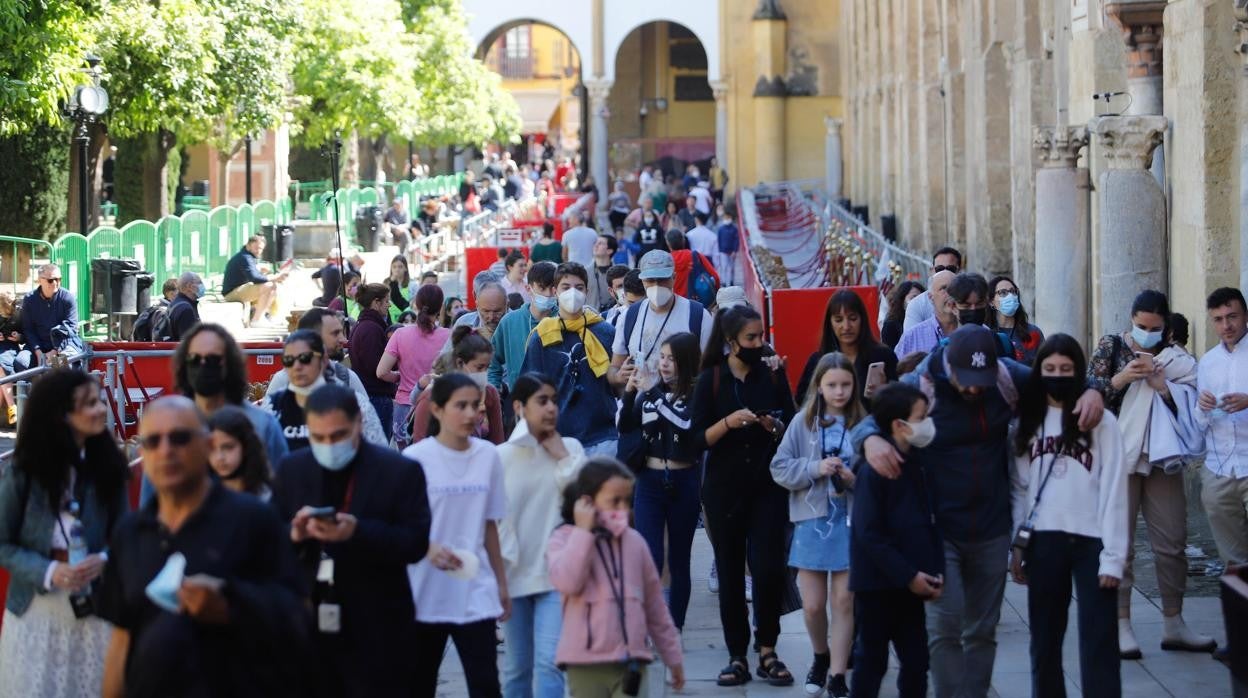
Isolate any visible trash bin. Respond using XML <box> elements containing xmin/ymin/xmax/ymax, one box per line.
<box><xmin>355</xmin><ymin>205</ymin><xmax>383</xmax><ymax>252</ymax></box>
<box><xmin>90</xmin><ymin>258</ymin><xmax>142</xmax><ymax>315</ymax></box>
<box><xmin>261</xmin><ymin>224</ymin><xmax>295</xmax><ymax>265</ymax></box>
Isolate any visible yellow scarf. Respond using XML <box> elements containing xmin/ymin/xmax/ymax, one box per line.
<box><xmin>535</xmin><ymin>309</ymin><xmax>610</xmax><ymax>377</ymax></box>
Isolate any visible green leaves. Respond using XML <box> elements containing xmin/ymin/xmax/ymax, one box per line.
<box><xmin>0</xmin><ymin>0</ymin><xmax>96</xmax><ymax>136</ymax></box>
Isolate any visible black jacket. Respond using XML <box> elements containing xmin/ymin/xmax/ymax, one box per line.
<box><xmin>850</xmin><ymin>445</ymin><xmax>944</xmax><ymax>592</ymax></box>
<box><xmin>166</xmin><ymin>292</ymin><xmax>200</xmax><ymax>342</ymax></box>
<box><xmin>273</xmin><ymin>442</ymin><xmax>431</xmax><ymax>696</ymax></box>
<box><xmin>795</xmin><ymin>342</ymin><xmax>898</xmax><ymax>407</ymax></box>
<box><xmin>619</xmin><ymin>385</ymin><xmax>700</xmax><ymax>465</ymax></box>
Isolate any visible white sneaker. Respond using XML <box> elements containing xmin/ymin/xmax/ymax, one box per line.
<box><xmin>1161</xmin><ymin>614</ymin><xmax>1218</xmax><ymax>652</ymax></box>
<box><xmin>1119</xmin><ymin>618</ymin><xmax>1142</xmax><ymax>660</ymax></box>
<box><xmin>708</xmin><ymin>561</ymin><xmax>719</xmax><ymax>594</ymax></box>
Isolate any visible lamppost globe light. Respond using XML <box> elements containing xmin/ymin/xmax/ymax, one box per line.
<box><xmin>76</xmin><ymin>85</ymin><xmax>108</xmax><ymax>116</ymax></box>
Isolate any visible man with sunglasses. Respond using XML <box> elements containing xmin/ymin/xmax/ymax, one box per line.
<box><xmin>18</xmin><ymin>264</ymin><xmax>82</xmax><ymax>371</ymax></box>
<box><xmin>902</xmin><ymin>247</ymin><xmax>963</xmax><ymax>333</ymax></box>
<box><xmin>99</xmin><ymin>397</ymin><xmax>310</xmax><ymax>698</ymax></box>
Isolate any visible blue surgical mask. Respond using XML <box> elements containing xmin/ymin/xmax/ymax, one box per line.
<box><xmin>144</xmin><ymin>552</ymin><xmax>186</xmax><ymax>614</ymax></box>
<box><xmin>195</xmin><ymin>282</ymin><xmax>206</xmax><ymax>298</ymax></box>
<box><xmin>311</xmin><ymin>438</ymin><xmax>357</xmax><ymax>471</ymax></box>
<box><xmin>998</xmin><ymin>293</ymin><xmax>1020</xmax><ymax>317</ymax></box>
<box><xmin>532</xmin><ymin>294</ymin><xmax>558</xmax><ymax>313</ymax></box>
<box><xmin>1131</xmin><ymin>325</ymin><xmax>1164</xmax><ymax>349</ymax></box>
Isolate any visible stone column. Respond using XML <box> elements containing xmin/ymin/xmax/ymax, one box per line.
<box><xmin>825</xmin><ymin>116</ymin><xmax>843</xmax><ymax>199</ymax></box>
<box><xmin>712</xmin><ymin>81</ymin><xmax>729</xmax><ymax>177</ymax></box>
<box><xmin>1237</xmin><ymin>10</ymin><xmax>1248</xmax><ymax>292</ymax></box>
<box><xmin>1107</xmin><ymin>1</ymin><xmax>1166</xmax><ymax>188</ymax></box>
<box><xmin>585</xmin><ymin>80</ymin><xmax>612</xmax><ymax>211</ymax></box>
<box><xmin>1033</xmin><ymin>126</ymin><xmax>1091</xmax><ymax>344</ymax></box>
<box><xmin>1090</xmin><ymin>115</ymin><xmax>1168</xmax><ymax>337</ymax></box>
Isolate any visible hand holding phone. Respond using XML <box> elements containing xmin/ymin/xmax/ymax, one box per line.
<box><xmin>864</xmin><ymin>361</ymin><xmax>886</xmax><ymax>397</ymax></box>
<box><xmin>307</xmin><ymin>506</ymin><xmax>337</xmax><ymax>521</ymax></box>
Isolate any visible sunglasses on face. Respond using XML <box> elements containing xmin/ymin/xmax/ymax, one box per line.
<box><xmin>933</xmin><ymin>265</ymin><xmax>960</xmax><ymax>274</ymax></box>
<box><xmin>40</xmin><ymin>277</ymin><xmax>62</xmax><ymax>284</ymax></box>
<box><xmin>281</xmin><ymin>351</ymin><xmax>321</xmax><ymax>367</ymax></box>
<box><xmin>187</xmin><ymin>353</ymin><xmax>224</xmax><ymax>368</ymax></box>
<box><xmin>139</xmin><ymin>428</ymin><xmax>199</xmax><ymax>450</ymax></box>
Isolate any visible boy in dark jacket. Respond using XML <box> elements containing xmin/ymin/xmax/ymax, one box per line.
<box><xmin>850</xmin><ymin>383</ymin><xmax>944</xmax><ymax>698</ymax></box>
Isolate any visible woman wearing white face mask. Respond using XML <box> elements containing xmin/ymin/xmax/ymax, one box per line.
<box><xmin>260</xmin><ymin>330</ymin><xmax>388</xmax><ymax>452</ymax></box>
<box><xmin>986</xmin><ymin>275</ymin><xmax>1045</xmax><ymax>364</ymax></box>
<box><xmin>771</xmin><ymin>353</ymin><xmax>864</xmax><ymax>697</ymax></box>
<box><xmin>409</xmin><ymin>326</ymin><xmax>505</xmax><ymax>445</ymax></box>
<box><xmin>1086</xmin><ymin>289</ymin><xmax>1214</xmax><ymax>658</ymax></box>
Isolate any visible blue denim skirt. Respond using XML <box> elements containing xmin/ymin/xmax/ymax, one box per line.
<box><xmin>788</xmin><ymin>496</ymin><xmax>850</xmax><ymax>572</ymax></box>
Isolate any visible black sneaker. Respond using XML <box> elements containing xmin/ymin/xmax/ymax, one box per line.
<box><xmin>804</xmin><ymin>653</ymin><xmax>831</xmax><ymax>696</ymax></box>
<box><xmin>827</xmin><ymin>673</ymin><xmax>849</xmax><ymax>698</ymax></box>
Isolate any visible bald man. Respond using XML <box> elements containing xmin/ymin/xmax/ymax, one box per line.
<box><xmin>164</xmin><ymin>272</ymin><xmax>204</xmax><ymax>342</ymax></box>
<box><xmin>99</xmin><ymin>397</ymin><xmax>310</xmax><ymax>698</ymax></box>
<box><xmin>894</xmin><ymin>269</ymin><xmax>958</xmax><ymax>359</ymax></box>
<box><xmin>445</xmin><ymin>282</ymin><xmax>508</xmax><ymax>352</ymax></box>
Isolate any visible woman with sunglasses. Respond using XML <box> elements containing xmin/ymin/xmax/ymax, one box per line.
<box><xmin>986</xmin><ymin>276</ymin><xmax>1045</xmax><ymax>364</ymax></box>
<box><xmin>0</xmin><ymin>369</ymin><xmax>130</xmax><ymax>695</ymax></box>
<box><xmin>260</xmin><ymin>330</ymin><xmax>387</xmax><ymax>452</ymax></box>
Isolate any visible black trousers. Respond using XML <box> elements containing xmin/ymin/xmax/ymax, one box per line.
<box><xmin>1024</xmin><ymin>531</ymin><xmax>1120</xmax><ymax>698</ymax></box>
<box><xmin>413</xmin><ymin>619</ymin><xmax>501</xmax><ymax>698</ymax></box>
<box><xmin>850</xmin><ymin>589</ymin><xmax>928</xmax><ymax>698</ymax></box>
<box><xmin>702</xmin><ymin>479</ymin><xmax>788</xmax><ymax>657</ymax></box>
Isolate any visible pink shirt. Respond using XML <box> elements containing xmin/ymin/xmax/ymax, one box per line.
<box><xmin>383</xmin><ymin>325</ymin><xmax>451</xmax><ymax>405</ymax></box>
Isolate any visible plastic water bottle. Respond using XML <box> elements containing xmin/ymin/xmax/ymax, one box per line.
<box><xmin>66</xmin><ymin>501</ymin><xmax>87</xmax><ymax>568</ymax></box>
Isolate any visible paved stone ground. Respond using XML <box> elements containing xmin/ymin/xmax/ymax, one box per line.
<box><xmin>434</xmin><ymin>533</ymin><xmax>1232</xmax><ymax>697</ymax></box>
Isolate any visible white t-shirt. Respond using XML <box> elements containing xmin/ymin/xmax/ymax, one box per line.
<box><xmin>690</xmin><ymin>186</ymin><xmax>713</xmax><ymax>214</ymax></box>
<box><xmin>687</xmin><ymin>225</ymin><xmax>718</xmax><ymax>258</ymax></box>
<box><xmin>403</xmin><ymin>437</ymin><xmax>507</xmax><ymax>623</ymax></box>
<box><xmin>562</xmin><ymin>226</ymin><xmax>599</xmax><ymax>267</ymax></box>
<box><xmin>612</xmin><ymin>295</ymin><xmax>714</xmax><ymax>387</ymax></box>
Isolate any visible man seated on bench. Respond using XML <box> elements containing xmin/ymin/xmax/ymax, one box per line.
<box><xmin>222</xmin><ymin>234</ymin><xmax>289</xmax><ymax>326</ymax></box>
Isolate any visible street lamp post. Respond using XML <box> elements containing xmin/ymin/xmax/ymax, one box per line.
<box><xmin>244</xmin><ymin>135</ymin><xmax>253</xmax><ymax>204</ymax></box>
<box><xmin>64</xmin><ymin>55</ymin><xmax>108</xmax><ymax>235</ymax></box>
<box><xmin>321</xmin><ymin>134</ymin><xmax>348</xmax><ymax>310</ymax></box>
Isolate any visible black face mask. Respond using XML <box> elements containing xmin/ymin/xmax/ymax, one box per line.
<box><xmin>1042</xmin><ymin>376</ymin><xmax>1082</xmax><ymax>403</ymax></box>
<box><xmin>958</xmin><ymin>308</ymin><xmax>988</xmax><ymax>327</ymax></box>
<box><xmin>735</xmin><ymin>345</ymin><xmax>765</xmax><ymax>366</ymax></box>
<box><xmin>188</xmin><ymin>362</ymin><xmax>225</xmax><ymax>397</ymax></box>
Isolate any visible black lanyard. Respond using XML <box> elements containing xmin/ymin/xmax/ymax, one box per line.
<box><xmin>637</xmin><ymin>302</ymin><xmax>673</xmax><ymax>364</ymax></box>
<box><xmin>820</xmin><ymin>418</ymin><xmax>848</xmax><ymax>459</ymax></box>
<box><xmin>1026</xmin><ymin>422</ymin><xmax>1059</xmax><ymax>525</ymax></box>
<box><xmin>593</xmin><ymin>537</ymin><xmax>630</xmax><ymax>645</ymax></box>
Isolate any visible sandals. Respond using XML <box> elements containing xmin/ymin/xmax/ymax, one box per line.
<box><xmin>757</xmin><ymin>651</ymin><xmax>795</xmax><ymax>686</ymax></box>
<box><xmin>717</xmin><ymin>656</ymin><xmax>752</xmax><ymax>686</ymax></box>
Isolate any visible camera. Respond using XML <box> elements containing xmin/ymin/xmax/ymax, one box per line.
<box><xmin>1011</xmin><ymin>524</ymin><xmax>1033</xmax><ymax>551</ymax></box>
<box><xmin>621</xmin><ymin>660</ymin><xmax>643</xmax><ymax>697</ymax></box>
<box><xmin>830</xmin><ymin>471</ymin><xmax>845</xmax><ymax>494</ymax></box>
<box><xmin>70</xmin><ymin>590</ymin><xmax>95</xmax><ymax>619</ymax></box>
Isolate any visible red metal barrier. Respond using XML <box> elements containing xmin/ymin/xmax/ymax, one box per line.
<box><xmin>768</xmin><ymin>286</ymin><xmax>880</xmax><ymax>395</ymax></box>
<box><xmin>463</xmin><ymin>246</ymin><xmax>531</xmax><ymax>310</ymax></box>
<box><xmin>87</xmin><ymin>341</ymin><xmax>284</xmax><ymax>398</ymax></box>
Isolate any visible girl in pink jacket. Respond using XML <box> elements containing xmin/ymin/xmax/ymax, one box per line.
<box><xmin>546</xmin><ymin>457</ymin><xmax>686</xmax><ymax>695</ymax></box>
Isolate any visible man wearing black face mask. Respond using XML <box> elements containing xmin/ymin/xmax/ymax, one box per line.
<box><xmin>948</xmin><ymin>272</ymin><xmax>1016</xmax><ymax>358</ymax></box>
<box><xmin>851</xmin><ymin>326</ymin><xmax>1106</xmax><ymax>698</ymax></box>
<box><xmin>264</xmin><ymin>309</ymin><xmax>367</xmax><ymax>400</ymax></box>
<box><xmin>143</xmin><ymin>326</ymin><xmax>290</xmax><ymax>502</ymax></box>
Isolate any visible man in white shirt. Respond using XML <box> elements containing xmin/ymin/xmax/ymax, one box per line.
<box><xmin>608</xmin><ymin>250</ymin><xmax>714</xmax><ymax>391</ymax></box>
<box><xmin>1196</xmin><ymin>287</ymin><xmax>1248</xmax><ymax>569</ymax></box>
<box><xmin>638</xmin><ymin>164</ymin><xmax>654</xmax><ymax>193</ymax></box>
<box><xmin>689</xmin><ymin>181</ymin><xmax>714</xmax><ymax>216</ymax></box>
<box><xmin>685</xmin><ymin>211</ymin><xmax>718</xmax><ymax>259</ymax></box>
<box><xmin>903</xmin><ymin>246</ymin><xmax>963</xmax><ymax>331</ymax></box>
<box><xmin>561</xmin><ymin>212</ymin><xmax>598</xmax><ymax>267</ymax></box>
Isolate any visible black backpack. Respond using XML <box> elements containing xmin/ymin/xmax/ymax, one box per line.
<box><xmin>131</xmin><ymin>303</ymin><xmax>169</xmax><ymax>342</ymax></box>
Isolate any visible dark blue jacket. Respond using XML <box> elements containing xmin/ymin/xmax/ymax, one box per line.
<box><xmin>222</xmin><ymin>248</ymin><xmax>267</xmax><ymax>296</ymax></box>
<box><xmin>21</xmin><ymin>287</ymin><xmax>81</xmax><ymax>353</ymax></box>
<box><xmin>520</xmin><ymin>318</ymin><xmax>617</xmax><ymax>448</ymax></box>
<box><xmin>850</xmin><ymin>447</ymin><xmax>944</xmax><ymax>592</ymax></box>
<box><xmin>165</xmin><ymin>292</ymin><xmax>199</xmax><ymax>341</ymax></box>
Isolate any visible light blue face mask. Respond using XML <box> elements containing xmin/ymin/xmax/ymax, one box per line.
<box><xmin>532</xmin><ymin>294</ymin><xmax>558</xmax><ymax>313</ymax></box>
<box><xmin>998</xmin><ymin>293</ymin><xmax>1020</xmax><ymax>317</ymax></box>
<box><xmin>145</xmin><ymin>552</ymin><xmax>186</xmax><ymax>613</ymax></box>
<box><xmin>195</xmin><ymin>282</ymin><xmax>206</xmax><ymax>299</ymax></box>
<box><xmin>311</xmin><ymin>438</ymin><xmax>357</xmax><ymax>471</ymax></box>
<box><xmin>1131</xmin><ymin>325</ymin><xmax>1164</xmax><ymax>349</ymax></box>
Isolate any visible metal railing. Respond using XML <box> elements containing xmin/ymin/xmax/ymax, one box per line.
<box><xmin>823</xmin><ymin>201</ymin><xmax>929</xmax><ymax>281</ymax></box>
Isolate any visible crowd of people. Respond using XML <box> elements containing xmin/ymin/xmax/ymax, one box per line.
<box><xmin>0</xmin><ymin>151</ymin><xmax>1243</xmax><ymax>698</ymax></box>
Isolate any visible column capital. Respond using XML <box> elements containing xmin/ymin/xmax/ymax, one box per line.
<box><xmin>583</xmin><ymin>80</ymin><xmax>612</xmax><ymax>103</ymax></box>
<box><xmin>1032</xmin><ymin>126</ymin><xmax>1088</xmax><ymax>168</ymax></box>
<box><xmin>1105</xmin><ymin>1</ymin><xmax>1166</xmax><ymax>77</ymax></box>
<box><xmin>825</xmin><ymin>116</ymin><xmax>843</xmax><ymax>136</ymax></box>
<box><xmin>1089</xmin><ymin>115</ymin><xmax>1167</xmax><ymax>170</ymax></box>
<box><xmin>710</xmin><ymin>80</ymin><xmax>729</xmax><ymax>101</ymax></box>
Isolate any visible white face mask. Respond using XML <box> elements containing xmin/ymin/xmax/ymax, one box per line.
<box><xmin>288</xmin><ymin>374</ymin><xmax>327</xmax><ymax>397</ymax></box>
<box><xmin>904</xmin><ymin>417</ymin><xmax>937</xmax><ymax>448</ymax></box>
<box><xmin>646</xmin><ymin>285</ymin><xmax>673</xmax><ymax>308</ymax></box>
<box><xmin>615</xmin><ymin>288</ymin><xmax>627</xmax><ymax>305</ymax></box>
<box><xmin>558</xmin><ymin>288</ymin><xmax>586</xmax><ymax>314</ymax></box>
<box><xmin>467</xmin><ymin>370</ymin><xmax>488</xmax><ymax>389</ymax></box>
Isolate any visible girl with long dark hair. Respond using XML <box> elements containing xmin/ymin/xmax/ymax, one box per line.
<box><xmin>0</xmin><ymin>369</ymin><xmax>129</xmax><ymax>694</ymax></box>
<box><xmin>409</xmin><ymin>325</ymin><xmax>505</xmax><ymax>445</ymax></box>
<box><xmin>1010</xmin><ymin>334</ymin><xmax>1127</xmax><ymax>698</ymax></box>
<box><xmin>207</xmin><ymin>405</ymin><xmax>272</xmax><ymax>499</ymax></box>
<box><xmin>881</xmin><ymin>281</ymin><xmax>925</xmax><ymax>351</ymax></box>
<box><xmin>796</xmin><ymin>290</ymin><xmax>898</xmax><ymax>405</ymax></box>
<box><xmin>986</xmin><ymin>275</ymin><xmax>1044</xmax><ymax>363</ymax></box>
<box><xmin>377</xmin><ymin>283</ymin><xmax>450</xmax><ymax>448</ymax></box>
<box><xmin>692</xmin><ymin>305</ymin><xmax>797</xmax><ymax>686</ymax></box>
<box><xmin>384</xmin><ymin>254</ymin><xmax>412</xmax><ymax>324</ymax></box>
<box><xmin>619</xmin><ymin>331</ymin><xmax>703</xmax><ymax>632</ymax></box>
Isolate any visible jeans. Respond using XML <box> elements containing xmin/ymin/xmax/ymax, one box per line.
<box><xmin>368</xmin><ymin>395</ymin><xmax>395</xmax><ymax>443</ymax></box>
<box><xmin>501</xmin><ymin>591</ymin><xmax>564</xmax><ymax>698</ymax></box>
<box><xmin>926</xmin><ymin>534</ymin><xmax>1009</xmax><ymax>698</ymax></box>
<box><xmin>852</xmin><ymin>589</ymin><xmax>928</xmax><ymax>698</ymax></box>
<box><xmin>1024</xmin><ymin>532</ymin><xmax>1119</xmax><ymax>698</ymax></box>
<box><xmin>633</xmin><ymin>466</ymin><xmax>701</xmax><ymax>629</ymax></box>
<box><xmin>582</xmin><ymin>439</ymin><xmax>619</xmax><ymax>458</ymax></box>
<box><xmin>413</xmin><ymin>619</ymin><xmax>501</xmax><ymax>697</ymax></box>
<box><xmin>393</xmin><ymin>402</ymin><xmax>413</xmax><ymax>449</ymax></box>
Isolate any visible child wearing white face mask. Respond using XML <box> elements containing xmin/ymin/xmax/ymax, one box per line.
<box><xmin>849</xmin><ymin>382</ymin><xmax>944</xmax><ymax>698</ymax></box>
<box><xmin>408</xmin><ymin>325</ymin><xmax>505</xmax><ymax>445</ymax></box>
<box><xmin>771</xmin><ymin>353</ymin><xmax>864</xmax><ymax>697</ymax></box>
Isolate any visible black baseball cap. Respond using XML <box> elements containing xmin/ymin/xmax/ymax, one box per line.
<box><xmin>946</xmin><ymin>325</ymin><xmax>999</xmax><ymax>387</ymax></box>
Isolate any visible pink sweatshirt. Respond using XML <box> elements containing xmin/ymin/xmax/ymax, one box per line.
<box><xmin>546</xmin><ymin>525</ymin><xmax>683</xmax><ymax>668</ymax></box>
